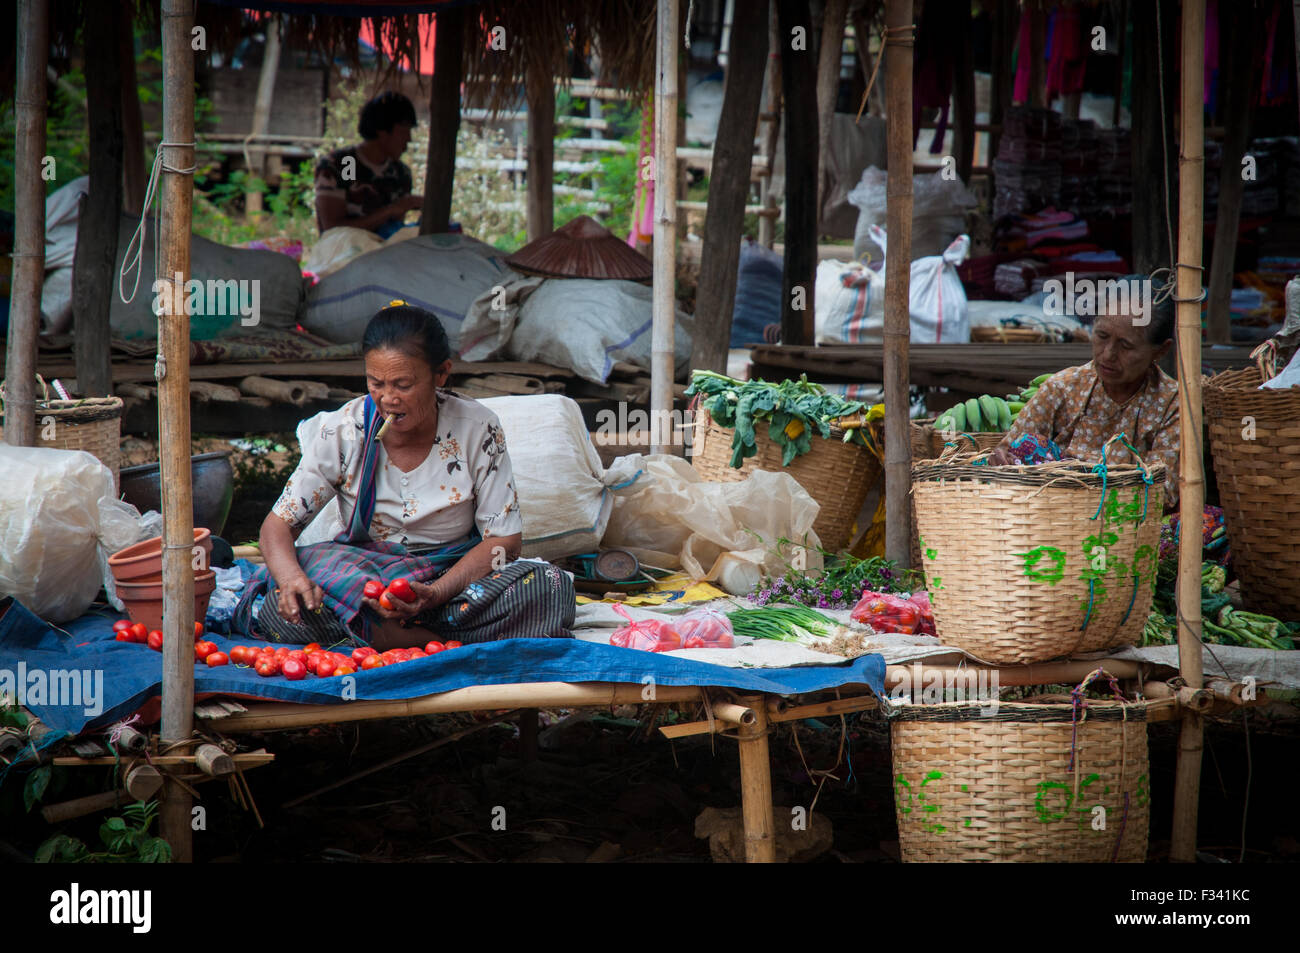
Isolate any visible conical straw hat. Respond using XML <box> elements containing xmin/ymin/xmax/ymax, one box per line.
<box><xmin>505</xmin><ymin>215</ymin><xmax>652</xmax><ymax>281</ymax></box>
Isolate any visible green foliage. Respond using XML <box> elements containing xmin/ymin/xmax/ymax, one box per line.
<box><xmin>36</xmin><ymin>800</ymin><xmax>172</xmax><ymax>864</ymax></box>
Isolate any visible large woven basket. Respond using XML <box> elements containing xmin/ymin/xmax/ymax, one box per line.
<box><xmin>907</xmin><ymin>421</ymin><xmax>1006</xmax><ymax>568</ymax></box>
<box><xmin>1203</xmin><ymin>365</ymin><xmax>1300</xmax><ymax>617</ymax></box>
<box><xmin>692</xmin><ymin>406</ymin><xmax>878</xmax><ymax>553</ymax></box>
<box><xmin>892</xmin><ymin>684</ymin><xmax>1149</xmax><ymax>862</ymax></box>
<box><xmin>911</xmin><ymin>448</ymin><xmax>1164</xmax><ymax>664</ymax></box>
<box><xmin>0</xmin><ymin>385</ymin><xmax>124</xmax><ymax>491</ymax></box>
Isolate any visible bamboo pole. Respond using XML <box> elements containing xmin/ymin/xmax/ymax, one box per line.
<box><xmin>1170</xmin><ymin>0</ymin><xmax>1207</xmax><ymax>866</ymax></box>
<box><xmin>4</xmin><ymin>0</ymin><xmax>49</xmax><ymax>449</ymax></box>
<box><xmin>882</xmin><ymin>0</ymin><xmax>914</xmax><ymax>566</ymax></box>
<box><xmin>1140</xmin><ymin>679</ymin><xmax>1213</xmax><ymax>712</ymax></box>
<box><xmin>119</xmin><ymin>6</ymin><xmax>147</xmax><ymax>215</ymax></box>
<box><xmin>736</xmin><ymin>694</ymin><xmax>776</xmax><ymax>862</ymax></box>
<box><xmin>422</xmin><ymin>5</ymin><xmax>464</xmax><ymax>234</ymax></box>
<box><xmin>212</xmin><ymin>682</ymin><xmax>707</xmax><ymax>733</ymax></box>
<box><xmin>815</xmin><ymin>0</ymin><xmax>849</xmax><ymax>215</ymax></box>
<box><xmin>244</xmin><ymin>14</ymin><xmax>281</xmax><ymax>218</ymax></box>
<box><xmin>157</xmin><ymin>0</ymin><xmax>198</xmax><ymax>865</ymax></box>
<box><xmin>525</xmin><ymin>64</ymin><xmax>555</xmax><ymax>241</ymax></box>
<box><xmin>650</xmin><ymin>0</ymin><xmax>680</xmax><ymax>455</ymax></box>
<box><xmin>884</xmin><ymin>658</ymin><xmax>1143</xmax><ymax>688</ymax></box>
<box><xmin>776</xmin><ymin>0</ymin><xmax>819</xmax><ymax>345</ymax></box>
<box><xmin>758</xmin><ymin>3</ymin><xmax>783</xmax><ymax>248</ymax></box>
<box><xmin>41</xmin><ymin>790</ymin><xmax>125</xmax><ymax>825</ymax></box>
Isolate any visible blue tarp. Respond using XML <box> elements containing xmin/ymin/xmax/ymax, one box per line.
<box><xmin>0</xmin><ymin>598</ymin><xmax>885</xmax><ymax>735</ymax></box>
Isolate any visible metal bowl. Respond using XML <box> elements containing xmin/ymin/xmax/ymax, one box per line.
<box><xmin>119</xmin><ymin>451</ymin><xmax>235</xmax><ymax>536</ymax></box>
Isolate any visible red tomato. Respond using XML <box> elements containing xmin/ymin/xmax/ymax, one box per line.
<box><xmin>333</xmin><ymin>663</ymin><xmax>356</xmax><ymax>676</ymax></box>
<box><xmin>444</xmin><ymin>640</ymin><xmax>463</xmax><ymax>649</ymax></box>
<box><xmin>256</xmin><ymin>654</ymin><xmax>281</xmax><ymax>675</ymax></box>
<box><xmin>361</xmin><ymin>654</ymin><xmax>385</xmax><ymax>670</ymax></box>
<box><xmin>303</xmin><ymin>642</ymin><xmax>321</xmax><ymax>655</ymax></box>
<box><xmin>282</xmin><ymin>658</ymin><xmax>306</xmax><ymax>680</ymax></box>
<box><xmin>147</xmin><ymin>630</ymin><xmax>164</xmax><ymax>651</ymax></box>
<box><xmin>255</xmin><ymin>658</ymin><xmax>277</xmax><ymax>678</ymax></box>
<box><xmin>363</xmin><ymin>580</ymin><xmax>385</xmax><ymax>600</ymax></box>
<box><xmin>287</xmin><ymin>649</ymin><xmax>306</xmax><ymax>664</ymax></box>
<box><xmin>351</xmin><ymin>646</ymin><xmax>378</xmax><ymax>665</ymax></box>
<box><xmin>275</xmin><ymin>646</ymin><xmax>291</xmax><ymax>658</ymax></box>
<box><xmin>205</xmin><ymin>652</ymin><xmax>229</xmax><ymax>667</ymax></box>
<box><xmin>112</xmin><ymin>619</ymin><xmax>132</xmax><ymax>633</ymax></box>
<box><xmin>378</xmin><ymin>591</ymin><xmax>396</xmax><ymax>611</ymax></box>
<box><xmin>424</xmin><ymin>641</ymin><xmax>445</xmax><ymax>654</ymax></box>
<box><xmin>316</xmin><ymin>657</ymin><xmax>336</xmax><ymax>678</ymax></box>
<box><xmin>194</xmin><ymin>621</ymin><xmax>204</xmax><ymax>641</ymax></box>
<box><xmin>387</xmin><ymin>577</ymin><xmax>415</xmax><ymax>602</ymax></box>
<box><xmin>406</xmin><ymin>647</ymin><xmax>426</xmax><ymax>659</ymax></box>
<box><xmin>115</xmin><ymin>631</ymin><xmax>133</xmax><ymax>642</ymax></box>
<box><xmin>194</xmin><ymin>640</ymin><xmax>217</xmax><ymax>660</ymax></box>
<box><xmin>130</xmin><ymin>622</ymin><xmax>148</xmax><ymax>643</ymax></box>
<box><xmin>380</xmin><ymin>649</ymin><xmax>407</xmax><ymax>664</ymax></box>
<box><xmin>228</xmin><ymin>646</ymin><xmax>250</xmax><ymax>665</ymax></box>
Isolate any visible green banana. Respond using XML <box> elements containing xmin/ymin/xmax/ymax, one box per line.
<box><xmin>1029</xmin><ymin>373</ymin><xmax>1052</xmax><ymax>386</ymax></box>
<box><xmin>947</xmin><ymin>402</ymin><xmax>967</xmax><ymax>431</ymax></box>
<box><xmin>935</xmin><ymin>412</ymin><xmax>957</xmax><ymax>434</ymax></box>
<box><xmin>964</xmin><ymin>398</ymin><xmax>984</xmax><ymax>432</ymax></box>
<box><xmin>1008</xmin><ymin>400</ymin><xmax>1025</xmax><ymax>415</ymax></box>
<box><xmin>1019</xmin><ymin>386</ymin><xmax>1039</xmax><ymax>402</ymax></box>
<box><xmin>978</xmin><ymin>395</ymin><xmax>1002</xmax><ymax>431</ymax></box>
<box><xmin>995</xmin><ymin>397</ymin><xmax>1012</xmax><ymax>431</ymax></box>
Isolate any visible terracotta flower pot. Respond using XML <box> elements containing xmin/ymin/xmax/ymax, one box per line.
<box><xmin>108</xmin><ymin>528</ymin><xmax>213</xmax><ymax>585</ymax></box>
<box><xmin>115</xmin><ymin>570</ymin><xmax>217</xmax><ymax>633</ymax></box>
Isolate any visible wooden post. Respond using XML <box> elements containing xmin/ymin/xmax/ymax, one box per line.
<box><xmin>526</xmin><ymin>65</ymin><xmax>555</xmax><ymax>241</ymax></box>
<box><xmin>775</xmin><ymin>0</ymin><xmax>818</xmax><ymax>345</ymax></box>
<box><xmin>694</xmin><ymin>0</ymin><xmax>769</xmax><ymax>373</ymax></box>
<box><xmin>651</xmin><ymin>0</ymin><xmax>680</xmax><ymax>455</ymax></box>
<box><xmin>883</xmin><ymin>0</ymin><xmax>914</xmax><ymax>566</ymax></box>
<box><xmin>815</xmin><ymin>0</ymin><xmax>849</xmax><ymax>214</ymax></box>
<box><xmin>1130</xmin><ymin>0</ymin><xmax>1177</xmax><ymax>273</ymax></box>
<box><xmin>1027</xmin><ymin>1</ymin><xmax>1046</xmax><ymax>108</ymax></box>
<box><xmin>118</xmin><ymin>6</ymin><xmax>146</xmax><ymax>215</ymax></box>
<box><xmin>988</xmin><ymin>0</ymin><xmax>1018</xmax><ymax>161</ymax></box>
<box><xmin>736</xmin><ymin>694</ymin><xmax>776</xmax><ymax>862</ymax></box>
<box><xmin>1113</xmin><ymin>0</ymin><xmax>1128</xmax><ymax>127</ymax></box>
<box><xmin>4</xmin><ymin>0</ymin><xmax>49</xmax><ymax>448</ymax></box>
<box><xmin>245</xmin><ymin>14</ymin><xmax>281</xmax><ymax>219</ymax></box>
<box><xmin>72</xmin><ymin>0</ymin><xmax>123</xmax><ymax>400</ymax></box>
<box><xmin>758</xmin><ymin>3</ymin><xmax>783</xmax><ymax>248</ymax></box>
<box><xmin>157</xmin><ymin>0</ymin><xmax>198</xmax><ymax>865</ymax></box>
<box><xmin>1206</xmin><ymin>2</ymin><xmax>1258</xmax><ymax>344</ymax></box>
<box><xmin>421</xmin><ymin>6</ymin><xmax>464</xmax><ymax>234</ymax></box>
<box><xmin>952</xmin><ymin>7</ymin><xmax>976</xmax><ymax>184</ymax></box>
<box><xmin>1170</xmin><ymin>0</ymin><xmax>1206</xmax><ymax>866</ymax></box>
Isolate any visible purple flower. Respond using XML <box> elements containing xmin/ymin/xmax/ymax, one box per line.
<box><xmin>817</xmin><ymin>597</ymin><xmax>830</xmax><ymax>608</ymax></box>
<box><xmin>832</xmin><ymin>589</ymin><xmax>844</xmax><ymax>600</ymax></box>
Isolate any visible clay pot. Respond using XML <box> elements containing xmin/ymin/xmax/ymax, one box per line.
<box><xmin>119</xmin><ymin>452</ymin><xmax>235</xmax><ymax>536</ymax></box>
<box><xmin>108</xmin><ymin>528</ymin><xmax>213</xmax><ymax>585</ymax></box>
<box><xmin>115</xmin><ymin>570</ymin><xmax>217</xmax><ymax>633</ymax></box>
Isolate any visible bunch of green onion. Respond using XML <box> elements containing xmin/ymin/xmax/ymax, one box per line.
<box><xmin>726</xmin><ymin>606</ymin><xmax>837</xmax><ymax>642</ymax></box>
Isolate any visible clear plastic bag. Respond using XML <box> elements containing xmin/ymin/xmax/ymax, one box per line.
<box><xmin>673</xmin><ymin>606</ymin><xmax>735</xmax><ymax>649</ymax></box>
<box><xmin>850</xmin><ymin>591</ymin><xmax>924</xmax><ymax>634</ymax></box>
<box><xmin>608</xmin><ymin>604</ymin><xmax>682</xmax><ymax>652</ymax></box>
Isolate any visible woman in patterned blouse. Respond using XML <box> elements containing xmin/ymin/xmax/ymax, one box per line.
<box><xmin>240</xmin><ymin>304</ymin><xmax>574</xmax><ymax>649</ymax></box>
<box><xmin>989</xmin><ymin>277</ymin><xmax>1181</xmax><ymax>508</ymax></box>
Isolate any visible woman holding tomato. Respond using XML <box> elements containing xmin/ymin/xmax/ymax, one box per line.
<box><xmin>231</xmin><ymin>302</ymin><xmax>574</xmax><ymax>649</ymax></box>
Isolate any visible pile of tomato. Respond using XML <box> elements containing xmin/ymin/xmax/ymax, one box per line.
<box><xmin>111</xmin><ymin>616</ymin><xmax>461</xmax><ymax>679</ymax></box>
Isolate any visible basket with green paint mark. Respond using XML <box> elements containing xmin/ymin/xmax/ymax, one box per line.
<box><xmin>910</xmin><ymin>438</ymin><xmax>1164</xmax><ymax>665</ymax></box>
<box><xmin>890</xmin><ymin>668</ymin><xmax>1149</xmax><ymax>863</ymax></box>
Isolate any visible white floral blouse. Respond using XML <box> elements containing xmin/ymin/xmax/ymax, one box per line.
<box><xmin>272</xmin><ymin>390</ymin><xmax>523</xmax><ymax>546</ymax></box>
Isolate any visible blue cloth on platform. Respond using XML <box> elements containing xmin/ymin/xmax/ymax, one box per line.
<box><xmin>0</xmin><ymin>597</ymin><xmax>886</xmax><ymax>736</ymax></box>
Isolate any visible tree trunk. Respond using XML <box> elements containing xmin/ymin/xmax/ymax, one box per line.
<box><xmin>952</xmin><ymin>4</ymin><xmax>975</xmax><ymax>183</ymax></box>
<box><xmin>118</xmin><ymin>7</ymin><xmax>146</xmax><ymax>215</ymax></box>
<box><xmin>1130</xmin><ymin>0</ymin><xmax>1177</xmax><ymax>274</ymax></box>
<box><xmin>1206</xmin><ymin>1</ymin><xmax>1259</xmax><ymax>344</ymax></box>
<box><xmin>693</xmin><ymin>0</ymin><xmax>770</xmax><ymax>372</ymax></box>
<box><xmin>422</xmin><ymin>6</ymin><xmax>464</xmax><ymax>234</ymax></box>
<box><xmin>776</xmin><ymin>0</ymin><xmax>819</xmax><ymax>344</ymax></box>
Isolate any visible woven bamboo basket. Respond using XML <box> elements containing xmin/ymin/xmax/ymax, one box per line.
<box><xmin>1203</xmin><ymin>362</ymin><xmax>1300</xmax><ymax>617</ymax></box>
<box><xmin>907</xmin><ymin>422</ymin><xmax>1006</xmax><ymax>567</ymax></box>
<box><xmin>970</xmin><ymin>324</ymin><xmax>1055</xmax><ymax>343</ymax></box>
<box><xmin>692</xmin><ymin>406</ymin><xmax>878</xmax><ymax>553</ymax></box>
<box><xmin>0</xmin><ymin>382</ymin><xmax>123</xmax><ymax>491</ymax></box>
<box><xmin>891</xmin><ymin>680</ymin><xmax>1149</xmax><ymax>862</ymax></box>
<box><xmin>911</xmin><ymin>446</ymin><xmax>1164</xmax><ymax>664</ymax></box>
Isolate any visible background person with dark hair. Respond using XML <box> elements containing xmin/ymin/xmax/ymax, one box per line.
<box><xmin>988</xmin><ymin>274</ymin><xmax>1181</xmax><ymax>507</ymax></box>
<box><xmin>314</xmin><ymin>91</ymin><xmax>424</xmax><ymax>238</ymax></box>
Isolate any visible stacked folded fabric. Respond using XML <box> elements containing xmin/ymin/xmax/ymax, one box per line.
<box><xmin>993</xmin><ymin>107</ymin><xmax>1063</xmax><ymax>220</ymax></box>
<box><xmin>993</xmin><ymin>259</ymin><xmax>1052</xmax><ymax>298</ymax></box>
<box><xmin>1060</xmin><ymin>119</ymin><xmax>1101</xmax><ymax>217</ymax></box>
<box><xmin>1095</xmin><ymin>128</ymin><xmax>1132</xmax><ymax>217</ymax></box>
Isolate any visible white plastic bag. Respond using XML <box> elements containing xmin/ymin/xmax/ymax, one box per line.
<box><xmin>870</xmin><ymin>225</ymin><xmax>971</xmax><ymax>343</ymax></box>
<box><xmin>0</xmin><ymin>446</ymin><xmax>143</xmax><ymax>622</ymax></box>
<box><xmin>849</xmin><ymin>166</ymin><xmax>976</xmax><ymax>261</ymax></box>
<box><xmin>600</xmin><ymin>454</ymin><xmax>823</xmax><ymax>595</ymax></box>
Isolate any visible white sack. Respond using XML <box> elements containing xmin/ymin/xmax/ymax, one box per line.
<box><xmin>302</xmin><ymin>226</ymin><xmax>385</xmax><ymax>278</ymax></box>
<box><xmin>600</xmin><ymin>454</ymin><xmax>824</xmax><ymax>596</ymax></box>
<box><xmin>302</xmin><ymin>233</ymin><xmax>507</xmax><ymax>351</ymax></box>
<box><xmin>850</xmin><ymin>165</ymin><xmax>976</xmax><ymax>262</ymax></box>
<box><xmin>461</xmin><ymin>273</ymin><xmax>692</xmax><ymax>384</ymax></box>
<box><xmin>814</xmin><ymin>257</ymin><xmax>884</xmax><ymax>344</ymax></box>
<box><xmin>45</xmin><ymin>176</ymin><xmax>89</xmax><ymax>270</ymax></box>
<box><xmin>40</xmin><ymin>266</ymin><xmax>75</xmax><ymax>335</ymax></box>
<box><xmin>0</xmin><ymin>446</ymin><xmax>142</xmax><ymax>623</ymax></box>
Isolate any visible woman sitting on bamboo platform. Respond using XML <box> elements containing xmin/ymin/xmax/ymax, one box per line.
<box><xmin>988</xmin><ymin>275</ymin><xmax>1180</xmax><ymax>508</ymax></box>
<box><xmin>232</xmin><ymin>302</ymin><xmax>575</xmax><ymax>649</ymax></box>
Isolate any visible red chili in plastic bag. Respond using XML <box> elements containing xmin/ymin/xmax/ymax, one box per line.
<box><xmin>673</xmin><ymin>607</ymin><xmax>734</xmax><ymax>649</ymax></box>
<box><xmin>850</xmin><ymin>591</ymin><xmax>924</xmax><ymax>634</ymax></box>
<box><xmin>609</xmin><ymin>604</ymin><xmax>682</xmax><ymax>652</ymax></box>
